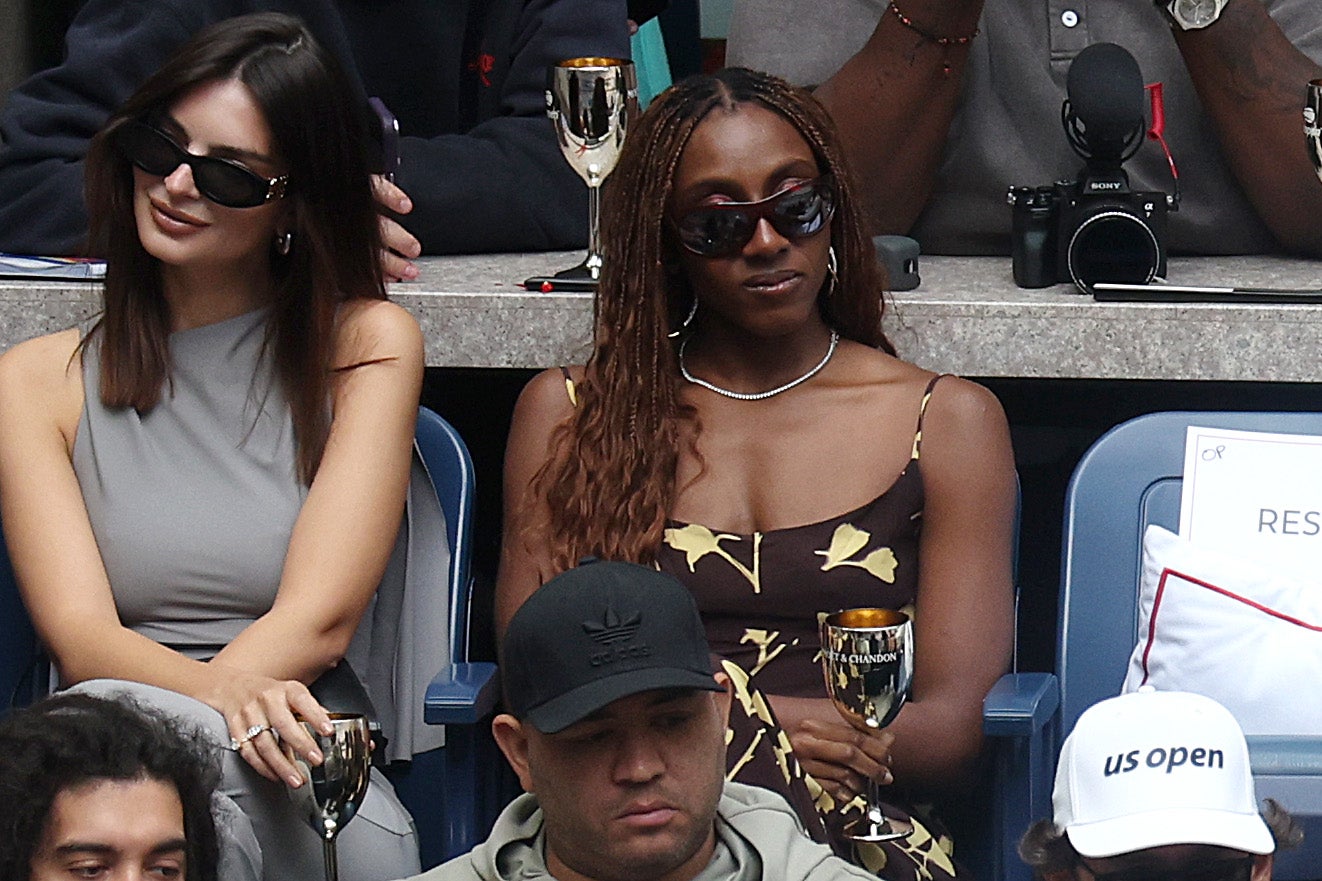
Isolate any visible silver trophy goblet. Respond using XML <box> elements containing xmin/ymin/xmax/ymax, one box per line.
<box><xmin>1306</xmin><ymin>79</ymin><xmax>1322</xmax><ymax>183</ymax></box>
<box><xmin>284</xmin><ymin>713</ymin><xmax>373</xmax><ymax>881</ymax></box>
<box><xmin>819</xmin><ymin>608</ymin><xmax>914</xmax><ymax>842</ymax></box>
<box><xmin>527</xmin><ymin>57</ymin><xmax>637</xmax><ymax>291</ymax></box>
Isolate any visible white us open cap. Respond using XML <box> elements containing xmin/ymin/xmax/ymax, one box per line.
<box><xmin>1053</xmin><ymin>687</ymin><xmax>1274</xmax><ymax>858</ymax></box>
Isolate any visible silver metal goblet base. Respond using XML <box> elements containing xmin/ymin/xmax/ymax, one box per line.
<box><xmin>844</xmin><ymin>805</ymin><xmax>914</xmax><ymax>843</ymax></box>
<box><xmin>521</xmin><ymin>260</ymin><xmax>598</xmax><ymax>292</ymax></box>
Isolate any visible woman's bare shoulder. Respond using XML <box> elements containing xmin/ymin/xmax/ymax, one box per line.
<box><xmin>836</xmin><ymin>343</ymin><xmax>974</xmax><ymax>397</ymax></box>
<box><xmin>921</xmin><ymin>372</ymin><xmax>1007</xmax><ymax>431</ymax></box>
<box><xmin>0</xmin><ymin>329</ymin><xmax>86</xmax><ymax>444</ymax></box>
<box><xmin>843</xmin><ymin>345</ymin><xmax>1001</xmax><ymax>417</ymax></box>
<box><xmin>0</xmin><ymin>329</ymin><xmax>84</xmax><ymax>402</ymax></box>
<box><xmin>914</xmin><ymin>372</ymin><xmax>1014</xmax><ymax>487</ymax></box>
<box><xmin>333</xmin><ymin>298</ymin><xmax>423</xmax><ymax>366</ymax></box>
<box><xmin>514</xmin><ymin>365</ymin><xmax>582</xmax><ymax>423</ymax></box>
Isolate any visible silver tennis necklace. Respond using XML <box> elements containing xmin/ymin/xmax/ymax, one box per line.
<box><xmin>679</xmin><ymin>330</ymin><xmax>840</xmax><ymax>401</ymax></box>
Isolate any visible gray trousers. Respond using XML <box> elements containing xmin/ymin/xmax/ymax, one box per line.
<box><xmin>73</xmin><ymin>680</ymin><xmax>421</xmax><ymax>881</ymax></box>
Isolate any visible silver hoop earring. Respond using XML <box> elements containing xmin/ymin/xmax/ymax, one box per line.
<box><xmin>667</xmin><ymin>297</ymin><xmax>698</xmax><ymax>339</ymax></box>
<box><xmin>825</xmin><ymin>245</ymin><xmax>839</xmax><ymax>298</ymax></box>
<box><xmin>276</xmin><ymin>231</ymin><xmax>293</xmax><ymax>256</ymax></box>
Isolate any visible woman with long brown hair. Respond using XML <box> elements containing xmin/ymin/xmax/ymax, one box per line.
<box><xmin>0</xmin><ymin>14</ymin><xmax>428</xmax><ymax>880</ymax></box>
<box><xmin>496</xmin><ymin>68</ymin><xmax>1016</xmax><ymax>877</ymax></box>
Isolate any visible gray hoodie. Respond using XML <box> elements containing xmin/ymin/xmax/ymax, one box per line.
<box><xmin>400</xmin><ymin>782</ymin><xmax>876</xmax><ymax>881</ymax></box>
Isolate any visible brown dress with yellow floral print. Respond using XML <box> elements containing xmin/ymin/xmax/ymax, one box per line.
<box><xmin>655</xmin><ymin>373</ymin><xmax>962</xmax><ymax>881</ymax></box>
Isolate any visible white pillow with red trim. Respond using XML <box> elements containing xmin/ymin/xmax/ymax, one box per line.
<box><xmin>1121</xmin><ymin>524</ymin><xmax>1322</xmax><ymax>735</ymax></box>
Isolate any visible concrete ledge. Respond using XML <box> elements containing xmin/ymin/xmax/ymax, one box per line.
<box><xmin>4</xmin><ymin>252</ymin><xmax>1320</xmax><ymax>380</ymax></box>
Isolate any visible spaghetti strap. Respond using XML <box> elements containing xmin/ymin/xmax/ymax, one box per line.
<box><xmin>559</xmin><ymin>366</ymin><xmax>578</xmax><ymax>408</ymax></box>
<box><xmin>910</xmin><ymin>373</ymin><xmax>951</xmax><ymax>460</ymax></box>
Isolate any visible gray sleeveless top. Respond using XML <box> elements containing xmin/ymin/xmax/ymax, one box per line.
<box><xmin>72</xmin><ymin>308</ymin><xmax>451</xmax><ymax>761</ymax></box>
<box><xmin>74</xmin><ymin>309</ymin><xmax>299</xmax><ymax>657</ymax></box>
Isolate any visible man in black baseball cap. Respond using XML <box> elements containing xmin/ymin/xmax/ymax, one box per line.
<box><xmin>398</xmin><ymin>560</ymin><xmax>875</xmax><ymax>881</ymax></box>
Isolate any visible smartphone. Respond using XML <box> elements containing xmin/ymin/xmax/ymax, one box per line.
<box><xmin>369</xmin><ymin>97</ymin><xmax>400</xmax><ymax>182</ymax></box>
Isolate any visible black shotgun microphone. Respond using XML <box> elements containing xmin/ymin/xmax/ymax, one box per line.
<box><xmin>1063</xmin><ymin>42</ymin><xmax>1146</xmax><ymax>163</ymax></box>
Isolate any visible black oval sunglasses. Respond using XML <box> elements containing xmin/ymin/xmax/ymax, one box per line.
<box><xmin>116</xmin><ymin>121</ymin><xmax>288</xmax><ymax>209</ymax></box>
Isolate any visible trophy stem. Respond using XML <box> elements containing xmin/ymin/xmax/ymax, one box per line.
<box><xmin>845</xmin><ymin>777</ymin><xmax>913</xmax><ymax>842</ymax></box>
<box><xmin>322</xmin><ymin>838</ymin><xmax>339</xmax><ymax>881</ymax></box>
<box><xmin>586</xmin><ymin>183</ymin><xmax>603</xmax><ymax>281</ymax></box>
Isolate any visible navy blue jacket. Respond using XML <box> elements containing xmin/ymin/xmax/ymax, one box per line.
<box><xmin>0</xmin><ymin>0</ymin><xmax>629</xmax><ymax>255</ymax></box>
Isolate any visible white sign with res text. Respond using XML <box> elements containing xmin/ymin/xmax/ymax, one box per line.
<box><xmin>1181</xmin><ymin>425</ymin><xmax>1322</xmax><ymax>585</ymax></box>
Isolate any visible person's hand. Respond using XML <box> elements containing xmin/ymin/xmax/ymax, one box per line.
<box><xmin>209</xmin><ymin>665</ymin><xmax>335</xmax><ymax>787</ymax></box>
<box><xmin>373</xmin><ymin>175</ymin><xmax>420</xmax><ymax>283</ymax></box>
<box><xmin>789</xmin><ymin>715</ymin><xmax>895</xmax><ymax>806</ymax></box>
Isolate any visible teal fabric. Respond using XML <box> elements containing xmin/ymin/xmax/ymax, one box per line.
<box><xmin>630</xmin><ymin>18</ymin><xmax>672</xmax><ymax>108</ymax></box>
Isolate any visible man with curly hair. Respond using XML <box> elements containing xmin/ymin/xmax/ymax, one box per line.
<box><xmin>0</xmin><ymin>692</ymin><xmax>223</xmax><ymax>881</ymax></box>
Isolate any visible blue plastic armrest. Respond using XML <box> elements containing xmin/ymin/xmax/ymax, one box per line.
<box><xmin>983</xmin><ymin>672</ymin><xmax>1060</xmax><ymax>738</ymax></box>
<box><xmin>424</xmin><ymin>661</ymin><xmax>499</xmax><ymax>725</ymax></box>
<box><xmin>1246</xmin><ymin>735</ymin><xmax>1322</xmax><ymax>776</ymax></box>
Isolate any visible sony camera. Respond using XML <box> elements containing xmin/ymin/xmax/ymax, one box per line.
<box><xmin>1009</xmin><ymin>43</ymin><xmax>1178</xmax><ymax>293</ymax></box>
<box><xmin>1009</xmin><ymin>174</ymin><xmax>1171</xmax><ymax>292</ymax></box>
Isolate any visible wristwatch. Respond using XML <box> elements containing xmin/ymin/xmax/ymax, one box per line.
<box><xmin>1155</xmin><ymin>0</ymin><xmax>1229</xmax><ymax>30</ymax></box>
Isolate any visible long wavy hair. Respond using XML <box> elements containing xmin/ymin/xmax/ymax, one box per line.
<box><xmin>83</xmin><ymin>12</ymin><xmax>384</xmax><ymax>483</ymax></box>
<box><xmin>529</xmin><ymin>67</ymin><xmax>896</xmax><ymax>575</ymax></box>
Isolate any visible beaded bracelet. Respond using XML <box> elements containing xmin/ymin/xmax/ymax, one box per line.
<box><xmin>888</xmin><ymin>1</ymin><xmax>980</xmax><ymax>76</ymax></box>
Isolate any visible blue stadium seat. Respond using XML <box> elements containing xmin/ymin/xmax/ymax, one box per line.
<box><xmin>389</xmin><ymin>406</ymin><xmax>510</xmax><ymax>869</ymax></box>
<box><xmin>0</xmin><ymin>521</ymin><xmax>44</xmax><ymax>715</ymax></box>
<box><xmin>971</xmin><ymin>478</ymin><xmax>1057</xmax><ymax>881</ymax></box>
<box><xmin>1052</xmin><ymin>411</ymin><xmax>1322</xmax><ymax>880</ymax></box>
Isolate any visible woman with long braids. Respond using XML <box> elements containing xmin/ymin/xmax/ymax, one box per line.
<box><xmin>0</xmin><ymin>14</ymin><xmax>431</xmax><ymax>880</ymax></box>
<box><xmin>495</xmin><ymin>68</ymin><xmax>1016</xmax><ymax>877</ymax></box>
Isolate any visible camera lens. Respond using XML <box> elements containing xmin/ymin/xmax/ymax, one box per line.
<box><xmin>1065</xmin><ymin>209</ymin><xmax>1160</xmax><ymax>292</ymax></box>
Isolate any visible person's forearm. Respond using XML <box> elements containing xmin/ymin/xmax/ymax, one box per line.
<box><xmin>51</xmin><ymin>621</ymin><xmax>219</xmax><ymax>700</ymax></box>
<box><xmin>1173</xmin><ymin>0</ymin><xmax>1322</xmax><ymax>254</ymax></box>
<box><xmin>769</xmin><ymin>691</ymin><xmax>982</xmax><ymax>792</ymax></box>
<box><xmin>216</xmin><ymin>319</ymin><xmax>421</xmax><ymax>685</ymax></box>
<box><xmin>814</xmin><ymin>0</ymin><xmax>986</xmax><ymax>235</ymax></box>
<box><xmin>211</xmin><ymin>610</ymin><xmax>349</xmax><ymax>685</ymax></box>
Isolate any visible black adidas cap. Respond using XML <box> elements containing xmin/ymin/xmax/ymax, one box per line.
<box><xmin>501</xmin><ymin>560</ymin><xmax>723</xmax><ymax>733</ymax></box>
